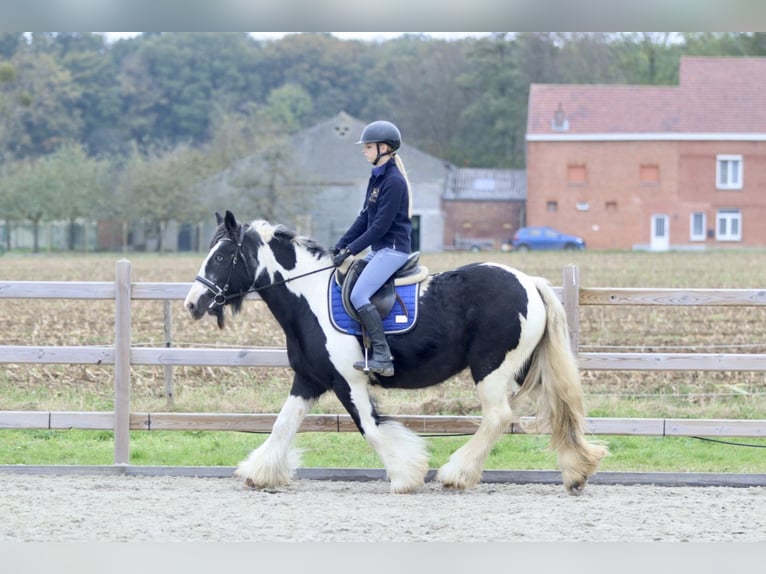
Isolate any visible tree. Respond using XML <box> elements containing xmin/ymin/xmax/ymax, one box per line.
<box><xmin>0</xmin><ymin>33</ymin><xmax>23</xmax><ymax>59</ymax></box>
<box><xmin>2</xmin><ymin>158</ymin><xmax>57</xmax><ymax>252</ymax></box>
<box><xmin>0</xmin><ymin>50</ymin><xmax>83</xmax><ymax>161</ymax></box>
<box><xmin>225</xmin><ymin>140</ymin><xmax>303</xmax><ymax>223</ymax></box>
<box><xmin>365</xmin><ymin>36</ymin><xmax>474</xmax><ymax>161</ymax></box>
<box><xmin>1</xmin><ymin>143</ymin><xmax>109</xmax><ymax>251</ymax></box>
<box><xmin>613</xmin><ymin>33</ymin><xmax>681</xmax><ymax>85</ymax></box>
<box><xmin>45</xmin><ymin>143</ymin><xmax>111</xmax><ymax>249</ymax></box>
<box><xmin>556</xmin><ymin>32</ymin><xmax>625</xmax><ymax>83</ymax></box>
<box><xmin>255</xmin><ymin>33</ymin><xmax>374</xmax><ymax>124</ymax></box>
<box><xmin>116</xmin><ymin>33</ymin><xmax>263</xmax><ymax>146</ymax></box>
<box><xmin>55</xmin><ymin>33</ymin><xmax>126</xmax><ymax>156</ymax></box>
<box><xmin>259</xmin><ymin>83</ymin><xmax>313</xmax><ymax>133</ymax></box>
<box><xmin>205</xmin><ymin>105</ymin><xmax>262</xmax><ymax>172</ymax></box>
<box><xmin>455</xmin><ymin>34</ymin><xmax>526</xmax><ymax>167</ymax></box>
<box><xmin>117</xmin><ymin>143</ymin><xmax>208</xmax><ymax>251</ymax></box>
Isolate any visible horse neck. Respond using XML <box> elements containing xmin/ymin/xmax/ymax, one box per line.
<box><xmin>255</xmin><ymin>253</ymin><xmax>333</xmax><ymax>329</ymax></box>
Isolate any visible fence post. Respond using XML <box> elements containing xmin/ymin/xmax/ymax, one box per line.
<box><xmin>163</xmin><ymin>300</ymin><xmax>174</xmax><ymax>407</ymax></box>
<box><xmin>562</xmin><ymin>264</ymin><xmax>580</xmax><ymax>354</ymax></box>
<box><xmin>114</xmin><ymin>259</ymin><xmax>132</xmax><ymax>465</ymax></box>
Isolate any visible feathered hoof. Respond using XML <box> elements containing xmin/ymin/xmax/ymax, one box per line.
<box><xmin>564</xmin><ymin>476</ymin><xmax>588</xmax><ymax>496</ymax></box>
<box><xmin>234</xmin><ymin>460</ymin><xmax>293</xmax><ymax>490</ymax></box>
<box><xmin>559</xmin><ymin>443</ymin><xmax>608</xmax><ymax>495</ymax></box>
<box><xmin>389</xmin><ymin>479</ymin><xmax>424</xmax><ymax>494</ymax></box>
<box><xmin>241</xmin><ymin>477</ymin><xmax>287</xmax><ymax>492</ymax></box>
<box><xmin>243</xmin><ymin>478</ymin><xmax>264</xmax><ymax>490</ymax></box>
<box><xmin>387</xmin><ymin>462</ymin><xmax>428</xmax><ymax>494</ymax></box>
<box><xmin>436</xmin><ymin>462</ymin><xmax>482</xmax><ymax>490</ymax></box>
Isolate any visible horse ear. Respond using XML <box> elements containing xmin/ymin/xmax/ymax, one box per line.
<box><xmin>215</xmin><ymin>212</ymin><xmax>224</xmax><ymax>225</ymax></box>
<box><xmin>224</xmin><ymin>210</ymin><xmax>238</xmax><ymax>236</ymax></box>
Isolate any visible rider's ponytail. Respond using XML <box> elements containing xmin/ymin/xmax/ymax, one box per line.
<box><xmin>394</xmin><ymin>154</ymin><xmax>413</xmax><ymax>219</ymax></box>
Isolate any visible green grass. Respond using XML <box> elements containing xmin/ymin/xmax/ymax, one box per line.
<box><xmin>2</xmin><ymin>430</ymin><xmax>765</xmax><ymax>474</ymax></box>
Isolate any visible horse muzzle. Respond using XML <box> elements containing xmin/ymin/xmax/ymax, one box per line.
<box><xmin>185</xmin><ymin>281</ymin><xmax>228</xmax><ymax>329</ymax></box>
<box><xmin>184</xmin><ymin>282</ymin><xmax>213</xmax><ymax>319</ymax></box>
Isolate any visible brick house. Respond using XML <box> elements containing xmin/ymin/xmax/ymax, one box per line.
<box><xmin>443</xmin><ymin>167</ymin><xmax>527</xmax><ymax>250</ymax></box>
<box><xmin>526</xmin><ymin>57</ymin><xmax>766</xmax><ymax>250</ymax></box>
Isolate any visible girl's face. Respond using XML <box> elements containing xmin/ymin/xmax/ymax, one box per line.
<box><xmin>362</xmin><ymin>142</ymin><xmax>391</xmax><ymax>164</ymax></box>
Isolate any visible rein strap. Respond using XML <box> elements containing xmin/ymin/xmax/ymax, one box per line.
<box><xmin>197</xmin><ymin>225</ymin><xmax>335</xmax><ymax>308</ymax></box>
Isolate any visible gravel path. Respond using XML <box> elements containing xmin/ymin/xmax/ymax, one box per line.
<box><xmin>2</xmin><ymin>474</ymin><xmax>765</xmax><ymax>542</ymax></box>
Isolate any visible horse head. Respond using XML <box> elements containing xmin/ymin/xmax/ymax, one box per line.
<box><xmin>185</xmin><ymin>210</ymin><xmax>257</xmax><ymax>328</ymax></box>
<box><xmin>184</xmin><ymin>209</ymin><xmax>333</xmax><ymax>329</ymax></box>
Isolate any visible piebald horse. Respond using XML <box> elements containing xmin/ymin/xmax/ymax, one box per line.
<box><xmin>184</xmin><ymin>211</ymin><xmax>607</xmax><ymax>494</ymax></box>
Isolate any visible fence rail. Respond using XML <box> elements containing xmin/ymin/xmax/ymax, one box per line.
<box><xmin>2</xmin><ymin>411</ymin><xmax>765</xmax><ymax>438</ymax></box>
<box><xmin>1</xmin><ymin>260</ymin><xmax>765</xmax><ymax>466</ymax></box>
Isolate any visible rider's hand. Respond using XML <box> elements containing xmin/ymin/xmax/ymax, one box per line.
<box><xmin>332</xmin><ymin>248</ymin><xmax>352</xmax><ymax>267</ymax></box>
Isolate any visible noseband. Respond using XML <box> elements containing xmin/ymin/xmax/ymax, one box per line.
<box><xmin>195</xmin><ymin>225</ymin><xmax>335</xmax><ymax>309</ymax></box>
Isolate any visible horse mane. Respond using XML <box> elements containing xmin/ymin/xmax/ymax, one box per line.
<box><xmin>250</xmin><ymin>219</ymin><xmax>328</xmax><ymax>258</ymax></box>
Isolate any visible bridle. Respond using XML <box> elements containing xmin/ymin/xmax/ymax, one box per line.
<box><xmin>195</xmin><ymin>225</ymin><xmax>335</xmax><ymax>309</ymax></box>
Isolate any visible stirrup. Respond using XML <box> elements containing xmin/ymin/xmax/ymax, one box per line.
<box><xmin>353</xmin><ymin>346</ymin><xmax>394</xmax><ymax>376</ymax></box>
<box><xmin>353</xmin><ymin>359</ymin><xmax>394</xmax><ymax>377</ymax></box>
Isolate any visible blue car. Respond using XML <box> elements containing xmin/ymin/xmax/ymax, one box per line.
<box><xmin>509</xmin><ymin>226</ymin><xmax>586</xmax><ymax>251</ymax></box>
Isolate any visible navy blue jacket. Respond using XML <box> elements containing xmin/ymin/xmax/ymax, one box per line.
<box><xmin>335</xmin><ymin>159</ymin><xmax>412</xmax><ymax>255</ymax></box>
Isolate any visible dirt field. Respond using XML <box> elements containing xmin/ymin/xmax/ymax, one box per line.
<box><xmin>1</xmin><ymin>473</ymin><xmax>764</xmax><ymax>542</ymax></box>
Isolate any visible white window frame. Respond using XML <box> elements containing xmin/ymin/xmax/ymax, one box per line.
<box><xmin>716</xmin><ymin>209</ymin><xmax>742</xmax><ymax>241</ymax></box>
<box><xmin>690</xmin><ymin>212</ymin><xmax>706</xmax><ymax>241</ymax></box>
<box><xmin>716</xmin><ymin>154</ymin><xmax>743</xmax><ymax>190</ymax></box>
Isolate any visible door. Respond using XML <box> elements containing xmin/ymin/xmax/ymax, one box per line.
<box><xmin>410</xmin><ymin>214</ymin><xmax>420</xmax><ymax>252</ymax></box>
<box><xmin>650</xmin><ymin>214</ymin><xmax>669</xmax><ymax>251</ymax></box>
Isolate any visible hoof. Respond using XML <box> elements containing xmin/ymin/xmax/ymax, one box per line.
<box><xmin>243</xmin><ymin>478</ymin><xmax>283</xmax><ymax>493</ymax></box>
<box><xmin>436</xmin><ymin>463</ymin><xmax>481</xmax><ymax>490</ymax></box>
<box><xmin>565</xmin><ymin>480</ymin><xmax>587</xmax><ymax>496</ymax></box>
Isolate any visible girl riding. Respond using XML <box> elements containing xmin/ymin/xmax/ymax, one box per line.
<box><xmin>332</xmin><ymin>120</ymin><xmax>413</xmax><ymax>376</ymax></box>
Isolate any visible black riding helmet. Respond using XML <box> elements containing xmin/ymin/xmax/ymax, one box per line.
<box><xmin>357</xmin><ymin>120</ymin><xmax>401</xmax><ymax>165</ymax></box>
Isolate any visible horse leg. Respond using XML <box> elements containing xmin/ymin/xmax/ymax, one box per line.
<box><xmin>335</xmin><ymin>375</ymin><xmax>429</xmax><ymax>494</ymax></box>
<box><xmin>235</xmin><ymin>393</ymin><xmax>316</xmax><ymax>489</ymax></box>
<box><xmin>437</xmin><ymin>367</ymin><xmax>513</xmax><ymax>490</ymax></box>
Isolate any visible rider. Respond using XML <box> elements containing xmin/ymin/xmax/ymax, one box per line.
<box><xmin>332</xmin><ymin>120</ymin><xmax>413</xmax><ymax>377</ymax></box>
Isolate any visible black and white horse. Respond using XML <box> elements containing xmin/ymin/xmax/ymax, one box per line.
<box><xmin>184</xmin><ymin>211</ymin><xmax>607</xmax><ymax>494</ymax></box>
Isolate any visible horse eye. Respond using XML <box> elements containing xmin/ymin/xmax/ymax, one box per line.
<box><xmin>215</xmin><ymin>254</ymin><xmax>224</xmax><ymax>262</ymax></box>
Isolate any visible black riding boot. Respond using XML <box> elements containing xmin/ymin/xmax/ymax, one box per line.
<box><xmin>353</xmin><ymin>303</ymin><xmax>394</xmax><ymax>377</ymax></box>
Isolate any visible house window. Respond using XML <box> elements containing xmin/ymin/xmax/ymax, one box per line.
<box><xmin>716</xmin><ymin>209</ymin><xmax>742</xmax><ymax>241</ymax></box>
<box><xmin>639</xmin><ymin>164</ymin><xmax>659</xmax><ymax>185</ymax></box>
<box><xmin>716</xmin><ymin>155</ymin><xmax>743</xmax><ymax>190</ymax></box>
<box><xmin>605</xmin><ymin>201</ymin><xmax>618</xmax><ymax>213</ymax></box>
<box><xmin>567</xmin><ymin>164</ymin><xmax>587</xmax><ymax>185</ymax></box>
<box><xmin>546</xmin><ymin>201</ymin><xmax>558</xmax><ymax>213</ymax></box>
<box><xmin>690</xmin><ymin>212</ymin><xmax>706</xmax><ymax>241</ymax></box>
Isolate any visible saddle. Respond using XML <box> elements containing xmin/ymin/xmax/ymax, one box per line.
<box><xmin>329</xmin><ymin>252</ymin><xmax>429</xmax><ymax>335</ymax></box>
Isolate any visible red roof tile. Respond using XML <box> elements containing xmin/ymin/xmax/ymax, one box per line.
<box><xmin>527</xmin><ymin>56</ymin><xmax>766</xmax><ymax>136</ymax></box>
<box><xmin>678</xmin><ymin>57</ymin><xmax>766</xmax><ymax>132</ymax></box>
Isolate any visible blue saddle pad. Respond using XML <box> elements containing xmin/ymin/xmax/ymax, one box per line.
<box><xmin>328</xmin><ymin>278</ymin><xmax>419</xmax><ymax>335</ymax></box>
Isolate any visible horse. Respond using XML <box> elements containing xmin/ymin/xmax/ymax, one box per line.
<box><xmin>184</xmin><ymin>210</ymin><xmax>607</xmax><ymax>494</ymax></box>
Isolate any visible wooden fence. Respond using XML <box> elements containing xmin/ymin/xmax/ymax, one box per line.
<box><xmin>1</xmin><ymin>260</ymin><xmax>765</xmax><ymax>466</ymax></box>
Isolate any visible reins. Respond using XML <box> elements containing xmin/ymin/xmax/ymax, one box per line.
<box><xmin>196</xmin><ymin>228</ymin><xmax>335</xmax><ymax>309</ymax></box>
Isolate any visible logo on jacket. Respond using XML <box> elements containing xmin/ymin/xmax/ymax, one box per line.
<box><xmin>369</xmin><ymin>187</ymin><xmax>380</xmax><ymax>204</ymax></box>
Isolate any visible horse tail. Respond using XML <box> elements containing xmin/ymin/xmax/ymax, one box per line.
<box><xmin>517</xmin><ymin>276</ymin><xmax>608</xmax><ymax>494</ymax></box>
